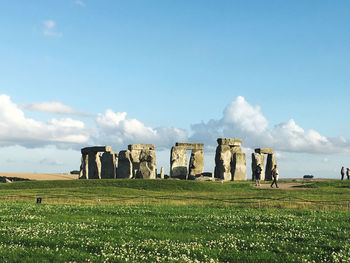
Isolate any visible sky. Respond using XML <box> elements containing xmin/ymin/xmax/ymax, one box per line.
<box><xmin>0</xmin><ymin>0</ymin><xmax>350</xmax><ymax>178</ymax></box>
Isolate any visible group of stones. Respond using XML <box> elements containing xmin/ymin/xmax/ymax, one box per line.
<box><xmin>79</xmin><ymin>138</ymin><xmax>277</xmax><ymax>181</ymax></box>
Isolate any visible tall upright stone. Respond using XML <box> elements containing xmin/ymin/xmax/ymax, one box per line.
<box><xmin>117</xmin><ymin>150</ymin><xmax>133</xmax><ymax>179</ymax></box>
<box><xmin>214</xmin><ymin>138</ymin><xmax>247</xmax><ymax>181</ymax></box>
<box><xmin>265</xmin><ymin>154</ymin><xmax>276</xmax><ymax>180</ymax></box>
<box><xmin>214</xmin><ymin>145</ymin><xmax>232</xmax><ymax>181</ymax></box>
<box><xmin>160</xmin><ymin>167</ymin><xmax>165</xmax><ymax>179</ymax></box>
<box><xmin>87</xmin><ymin>152</ymin><xmax>101</xmax><ymax>179</ymax></box>
<box><xmin>170</xmin><ymin>146</ymin><xmax>187</xmax><ymax>179</ymax></box>
<box><xmin>128</xmin><ymin>144</ymin><xmax>156</xmax><ymax>179</ymax></box>
<box><xmin>79</xmin><ymin>154</ymin><xmax>88</xmax><ymax>179</ymax></box>
<box><xmin>136</xmin><ymin>149</ymin><xmax>156</xmax><ymax>179</ymax></box>
<box><xmin>101</xmin><ymin>151</ymin><xmax>116</xmax><ymax>179</ymax></box>
<box><xmin>189</xmin><ymin>149</ymin><xmax>204</xmax><ymax>177</ymax></box>
<box><xmin>231</xmin><ymin>153</ymin><xmax>247</xmax><ymax>180</ymax></box>
<box><xmin>251</xmin><ymin>153</ymin><xmax>265</xmax><ymax>181</ymax></box>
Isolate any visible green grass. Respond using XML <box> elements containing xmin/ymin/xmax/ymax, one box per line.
<box><xmin>0</xmin><ymin>179</ymin><xmax>350</xmax><ymax>262</ymax></box>
<box><xmin>0</xmin><ymin>203</ymin><xmax>349</xmax><ymax>262</ymax></box>
<box><xmin>1</xmin><ymin>179</ymin><xmax>350</xmax><ymax>209</ymax></box>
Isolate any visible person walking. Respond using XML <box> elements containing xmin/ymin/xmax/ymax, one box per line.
<box><xmin>255</xmin><ymin>164</ymin><xmax>262</xmax><ymax>186</ymax></box>
<box><xmin>347</xmin><ymin>168</ymin><xmax>350</xmax><ymax>180</ymax></box>
<box><xmin>271</xmin><ymin>164</ymin><xmax>279</xmax><ymax>188</ymax></box>
<box><xmin>341</xmin><ymin>166</ymin><xmax>345</xmax><ymax>180</ymax></box>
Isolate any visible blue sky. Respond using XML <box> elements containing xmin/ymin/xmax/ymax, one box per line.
<box><xmin>1</xmin><ymin>0</ymin><xmax>350</xmax><ymax>178</ymax></box>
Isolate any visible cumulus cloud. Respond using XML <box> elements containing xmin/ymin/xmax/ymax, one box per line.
<box><xmin>1</xmin><ymin>94</ymin><xmax>349</xmax><ymax>156</ymax></box>
<box><xmin>43</xmin><ymin>20</ymin><xmax>62</xmax><ymax>38</ymax></box>
<box><xmin>94</xmin><ymin>109</ymin><xmax>188</xmax><ymax>149</ymax></box>
<box><xmin>22</xmin><ymin>101</ymin><xmax>90</xmax><ymax>116</ymax></box>
<box><xmin>0</xmin><ymin>95</ymin><xmax>89</xmax><ymax>148</ymax></box>
<box><xmin>190</xmin><ymin>96</ymin><xmax>350</xmax><ymax>154</ymax></box>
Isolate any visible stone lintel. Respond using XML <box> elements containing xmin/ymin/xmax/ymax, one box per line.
<box><xmin>128</xmin><ymin>144</ymin><xmax>155</xmax><ymax>151</ymax></box>
<box><xmin>217</xmin><ymin>138</ymin><xmax>242</xmax><ymax>146</ymax></box>
<box><xmin>255</xmin><ymin>148</ymin><xmax>274</xmax><ymax>154</ymax></box>
<box><xmin>175</xmin><ymin>142</ymin><xmax>204</xmax><ymax>150</ymax></box>
<box><xmin>81</xmin><ymin>146</ymin><xmax>112</xmax><ymax>155</ymax></box>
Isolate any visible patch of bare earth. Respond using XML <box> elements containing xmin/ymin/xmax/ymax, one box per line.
<box><xmin>251</xmin><ymin>183</ymin><xmax>304</xmax><ymax>190</ymax></box>
<box><xmin>0</xmin><ymin>173</ymin><xmax>78</xmax><ymax>181</ymax></box>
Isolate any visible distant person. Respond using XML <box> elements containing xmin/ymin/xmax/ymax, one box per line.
<box><xmin>341</xmin><ymin>166</ymin><xmax>345</xmax><ymax>180</ymax></box>
<box><xmin>347</xmin><ymin>168</ymin><xmax>350</xmax><ymax>180</ymax></box>
<box><xmin>271</xmin><ymin>164</ymin><xmax>279</xmax><ymax>188</ymax></box>
<box><xmin>255</xmin><ymin>164</ymin><xmax>262</xmax><ymax>186</ymax></box>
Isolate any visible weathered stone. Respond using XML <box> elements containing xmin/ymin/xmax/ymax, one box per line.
<box><xmin>231</xmin><ymin>153</ymin><xmax>247</xmax><ymax>180</ymax></box>
<box><xmin>255</xmin><ymin>148</ymin><xmax>274</xmax><ymax>154</ymax></box>
<box><xmin>170</xmin><ymin>146</ymin><xmax>187</xmax><ymax>179</ymax></box>
<box><xmin>265</xmin><ymin>154</ymin><xmax>276</xmax><ymax>180</ymax></box>
<box><xmin>100</xmin><ymin>151</ymin><xmax>116</xmax><ymax>179</ymax></box>
<box><xmin>79</xmin><ymin>154</ymin><xmax>88</xmax><ymax>179</ymax></box>
<box><xmin>160</xmin><ymin>167</ymin><xmax>164</xmax><ymax>179</ymax></box>
<box><xmin>175</xmin><ymin>143</ymin><xmax>204</xmax><ymax>150</ymax></box>
<box><xmin>81</xmin><ymin>146</ymin><xmax>112</xmax><ymax>155</ymax></box>
<box><xmin>130</xmin><ymin>149</ymin><xmax>141</xmax><ymax>176</ymax></box>
<box><xmin>214</xmin><ymin>145</ymin><xmax>232</xmax><ymax>181</ymax></box>
<box><xmin>135</xmin><ymin>150</ymin><xmax>156</xmax><ymax>179</ymax></box>
<box><xmin>117</xmin><ymin>150</ymin><xmax>133</xmax><ymax>179</ymax></box>
<box><xmin>80</xmin><ymin>146</ymin><xmax>116</xmax><ymax>180</ymax></box>
<box><xmin>217</xmin><ymin>138</ymin><xmax>242</xmax><ymax>146</ymax></box>
<box><xmin>128</xmin><ymin>144</ymin><xmax>155</xmax><ymax>151</ymax></box>
<box><xmin>230</xmin><ymin>146</ymin><xmax>242</xmax><ymax>153</ymax></box>
<box><xmin>189</xmin><ymin>149</ymin><xmax>204</xmax><ymax>176</ymax></box>
<box><xmin>87</xmin><ymin>152</ymin><xmax>101</xmax><ymax>179</ymax></box>
<box><xmin>251</xmin><ymin>153</ymin><xmax>265</xmax><ymax>181</ymax></box>
<box><xmin>128</xmin><ymin>146</ymin><xmax>157</xmax><ymax>179</ymax></box>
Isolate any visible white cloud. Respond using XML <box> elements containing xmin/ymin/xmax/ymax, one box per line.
<box><xmin>223</xmin><ymin>96</ymin><xmax>269</xmax><ymax>133</ymax></box>
<box><xmin>1</xmin><ymin>94</ymin><xmax>349</xmax><ymax>157</ymax></box>
<box><xmin>22</xmin><ymin>101</ymin><xmax>90</xmax><ymax>116</ymax></box>
<box><xmin>95</xmin><ymin>109</ymin><xmax>188</xmax><ymax>149</ymax></box>
<box><xmin>75</xmin><ymin>0</ymin><xmax>86</xmax><ymax>7</ymax></box>
<box><xmin>43</xmin><ymin>20</ymin><xmax>62</xmax><ymax>38</ymax></box>
<box><xmin>0</xmin><ymin>94</ymin><xmax>89</xmax><ymax>148</ymax></box>
<box><xmin>190</xmin><ymin>96</ymin><xmax>350</xmax><ymax>154</ymax></box>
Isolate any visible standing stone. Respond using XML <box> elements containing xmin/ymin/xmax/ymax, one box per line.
<box><xmin>170</xmin><ymin>146</ymin><xmax>187</xmax><ymax>179</ymax></box>
<box><xmin>214</xmin><ymin>145</ymin><xmax>232</xmax><ymax>181</ymax></box>
<box><xmin>160</xmin><ymin>167</ymin><xmax>164</xmax><ymax>179</ymax></box>
<box><xmin>189</xmin><ymin>149</ymin><xmax>204</xmax><ymax>177</ymax></box>
<box><xmin>87</xmin><ymin>152</ymin><xmax>102</xmax><ymax>179</ymax></box>
<box><xmin>265</xmin><ymin>154</ymin><xmax>276</xmax><ymax>181</ymax></box>
<box><xmin>251</xmin><ymin>153</ymin><xmax>265</xmax><ymax>181</ymax></box>
<box><xmin>79</xmin><ymin>154</ymin><xmax>88</xmax><ymax>179</ymax></box>
<box><xmin>130</xmin><ymin>149</ymin><xmax>141</xmax><ymax>178</ymax></box>
<box><xmin>136</xmin><ymin>150</ymin><xmax>156</xmax><ymax>179</ymax></box>
<box><xmin>117</xmin><ymin>150</ymin><xmax>133</xmax><ymax>179</ymax></box>
<box><xmin>231</xmin><ymin>153</ymin><xmax>247</xmax><ymax>180</ymax></box>
<box><xmin>128</xmin><ymin>144</ymin><xmax>156</xmax><ymax>179</ymax></box>
<box><xmin>101</xmin><ymin>151</ymin><xmax>116</xmax><ymax>179</ymax></box>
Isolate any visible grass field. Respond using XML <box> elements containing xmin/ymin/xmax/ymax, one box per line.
<box><xmin>0</xmin><ymin>179</ymin><xmax>350</xmax><ymax>262</ymax></box>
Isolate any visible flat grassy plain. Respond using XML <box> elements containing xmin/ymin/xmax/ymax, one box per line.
<box><xmin>0</xmin><ymin>179</ymin><xmax>350</xmax><ymax>262</ymax></box>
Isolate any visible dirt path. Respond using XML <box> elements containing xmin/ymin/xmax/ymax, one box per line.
<box><xmin>0</xmin><ymin>173</ymin><xmax>78</xmax><ymax>181</ymax></box>
<box><xmin>251</xmin><ymin>182</ymin><xmax>306</xmax><ymax>190</ymax></box>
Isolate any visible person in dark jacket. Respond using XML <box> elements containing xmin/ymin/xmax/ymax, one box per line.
<box><xmin>255</xmin><ymin>164</ymin><xmax>262</xmax><ymax>186</ymax></box>
<box><xmin>341</xmin><ymin>166</ymin><xmax>345</xmax><ymax>180</ymax></box>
